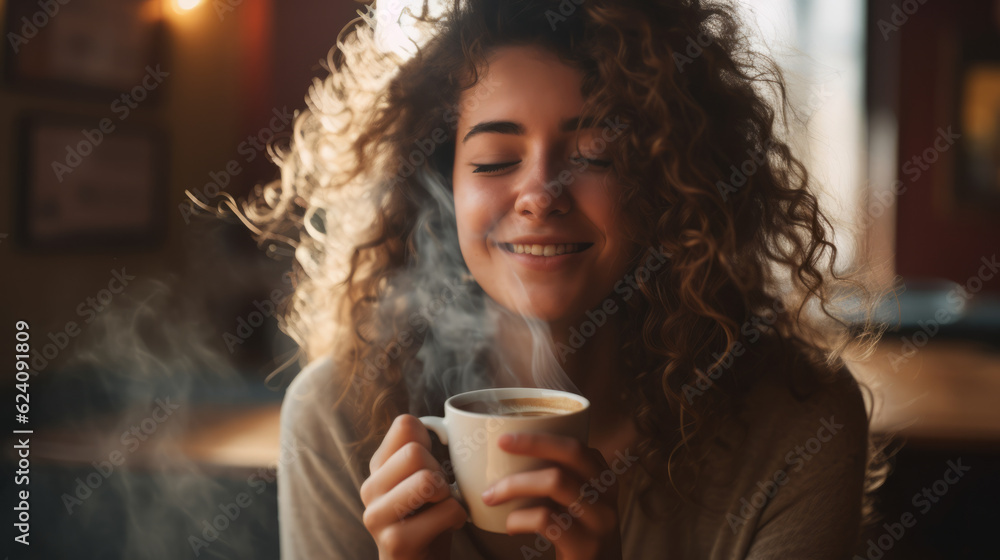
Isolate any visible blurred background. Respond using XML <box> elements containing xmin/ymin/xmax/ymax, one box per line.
<box><xmin>0</xmin><ymin>0</ymin><xmax>998</xmax><ymax>558</ymax></box>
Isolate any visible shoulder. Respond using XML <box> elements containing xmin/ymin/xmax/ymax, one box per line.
<box><xmin>701</xmin><ymin>334</ymin><xmax>871</xmax><ymax>499</ymax></box>
<box><xmin>277</xmin><ymin>356</ymin><xmax>379</xmax><ymax>558</ymax></box>
<box><xmin>716</xmin><ymin>342</ymin><xmax>871</xmax><ymax>556</ymax></box>
<box><xmin>728</xmin><ymin>336</ymin><xmax>870</xmax><ymax>520</ymax></box>
<box><xmin>739</xmin><ymin>337</ymin><xmax>869</xmax><ymax>447</ymax></box>
<box><xmin>280</xmin><ymin>354</ymin><xmax>364</xmax><ymax>467</ymax></box>
<box><xmin>281</xmin><ymin>354</ymin><xmax>340</xmax><ymax>435</ymax></box>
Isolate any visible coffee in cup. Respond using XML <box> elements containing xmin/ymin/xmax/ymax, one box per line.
<box><xmin>455</xmin><ymin>396</ymin><xmax>584</xmax><ymax>417</ymax></box>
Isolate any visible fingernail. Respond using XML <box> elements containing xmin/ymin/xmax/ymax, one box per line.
<box><xmin>481</xmin><ymin>487</ymin><xmax>493</xmax><ymax>503</ymax></box>
<box><xmin>499</xmin><ymin>433</ymin><xmax>515</xmax><ymax>446</ymax></box>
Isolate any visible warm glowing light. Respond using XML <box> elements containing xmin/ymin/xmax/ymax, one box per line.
<box><xmin>176</xmin><ymin>0</ymin><xmax>201</xmax><ymax>10</ymax></box>
<box><xmin>359</xmin><ymin>0</ymin><xmax>450</xmax><ymax>60</ymax></box>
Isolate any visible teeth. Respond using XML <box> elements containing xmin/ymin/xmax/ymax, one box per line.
<box><xmin>508</xmin><ymin>243</ymin><xmax>585</xmax><ymax>256</ymax></box>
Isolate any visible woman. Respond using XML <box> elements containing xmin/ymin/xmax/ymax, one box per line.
<box><xmin>240</xmin><ymin>0</ymin><xmax>889</xmax><ymax>558</ymax></box>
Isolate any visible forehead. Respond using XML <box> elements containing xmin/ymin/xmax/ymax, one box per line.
<box><xmin>455</xmin><ymin>45</ymin><xmax>587</xmax><ymax>130</ymax></box>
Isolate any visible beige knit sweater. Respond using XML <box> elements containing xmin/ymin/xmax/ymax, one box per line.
<box><xmin>277</xmin><ymin>353</ymin><xmax>868</xmax><ymax>559</ymax></box>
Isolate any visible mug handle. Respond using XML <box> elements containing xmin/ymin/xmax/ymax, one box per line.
<box><xmin>418</xmin><ymin>416</ymin><xmax>466</xmax><ymax>509</ymax></box>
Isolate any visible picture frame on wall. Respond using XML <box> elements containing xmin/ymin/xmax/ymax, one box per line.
<box><xmin>2</xmin><ymin>0</ymin><xmax>166</xmax><ymax>100</ymax></box>
<box><xmin>954</xmin><ymin>34</ymin><xmax>1000</xmax><ymax>208</ymax></box>
<box><xmin>15</xmin><ymin>114</ymin><xmax>168</xmax><ymax>251</ymax></box>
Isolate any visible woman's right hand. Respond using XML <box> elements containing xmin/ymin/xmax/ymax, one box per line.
<box><xmin>360</xmin><ymin>414</ymin><xmax>468</xmax><ymax>560</ymax></box>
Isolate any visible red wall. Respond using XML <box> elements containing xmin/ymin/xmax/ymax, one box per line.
<box><xmin>891</xmin><ymin>0</ymin><xmax>1000</xmax><ymax>290</ymax></box>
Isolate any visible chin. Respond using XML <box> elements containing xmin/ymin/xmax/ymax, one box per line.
<box><xmin>493</xmin><ymin>293</ymin><xmax>578</xmax><ymax>326</ymax></box>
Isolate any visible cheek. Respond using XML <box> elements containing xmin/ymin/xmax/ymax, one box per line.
<box><xmin>577</xmin><ymin>190</ymin><xmax>625</xmax><ymax>240</ymax></box>
<box><xmin>453</xmin><ymin>183</ymin><xmax>497</xmax><ymax>258</ymax></box>
<box><xmin>579</xmin><ymin>185</ymin><xmax>638</xmax><ymax>269</ymax></box>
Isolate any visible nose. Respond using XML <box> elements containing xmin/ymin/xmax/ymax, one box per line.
<box><xmin>513</xmin><ymin>157</ymin><xmax>572</xmax><ymax>219</ymax></box>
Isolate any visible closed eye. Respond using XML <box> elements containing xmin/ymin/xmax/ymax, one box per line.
<box><xmin>471</xmin><ymin>161</ymin><xmax>520</xmax><ymax>174</ymax></box>
<box><xmin>471</xmin><ymin>157</ymin><xmax>612</xmax><ymax>175</ymax></box>
<box><xmin>571</xmin><ymin>156</ymin><xmax>613</xmax><ymax>169</ymax></box>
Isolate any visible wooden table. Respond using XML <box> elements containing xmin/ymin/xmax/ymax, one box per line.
<box><xmin>847</xmin><ymin>338</ymin><xmax>1000</xmax><ymax>446</ymax></box>
<box><xmin>28</xmin><ymin>403</ymin><xmax>282</xmax><ymax>474</ymax></box>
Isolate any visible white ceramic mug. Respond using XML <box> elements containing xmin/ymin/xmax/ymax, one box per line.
<box><xmin>419</xmin><ymin>387</ymin><xmax>590</xmax><ymax>534</ymax></box>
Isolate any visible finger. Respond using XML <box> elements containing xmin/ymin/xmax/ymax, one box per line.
<box><xmin>507</xmin><ymin>505</ymin><xmax>621</xmax><ymax>559</ymax></box>
<box><xmin>370</xmin><ymin>414</ymin><xmax>433</xmax><ymax>472</ymax></box>
<box><xmin>498</xmin><ymin>432</ymin><xmax>604</xmax><ymax>480</ymax></box>
<box><xmin>376</xmin><ymin>498</ymin><xmax>467</xmax><ymax>558</ymax></box>
<box><xmin>488</xmin><ymin>468</ymin><xmax>619</xmax><ymax>534</ymax></box>
<box><xmin>363</xmin><ymin>468</ymin><xmax>455</xmax><ymax>530</ymax></box>
<box><xmin>482</xmin><ymin>466</ymin><xmax>583</xmax><ymax>508</ymax></box>
<box><xmin>505</xmin><ymin>504</ymin><xmax>593</xmax><ymax>549</ymax></box>
<box><xmin>361</xmin><ymin>440</ymin><xmax>444</xmax><ymax>506</ymax></box>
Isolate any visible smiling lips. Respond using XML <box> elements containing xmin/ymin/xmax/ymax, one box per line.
<box><xmin>501</xmin><ymin>242</ymin><xmax>593</xmax><ymax>256</ymax></box>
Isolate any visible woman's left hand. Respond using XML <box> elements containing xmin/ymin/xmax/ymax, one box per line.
<box><xmin>479</xmin><ymin>432</ymin><xmax>624</xmax><ymax>560</ymax></box>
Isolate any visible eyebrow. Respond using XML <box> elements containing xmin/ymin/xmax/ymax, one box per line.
<box><xmin>461</xmin><ymin>115</ymin><xmax>597</xmax><ymax>144</ymax></box>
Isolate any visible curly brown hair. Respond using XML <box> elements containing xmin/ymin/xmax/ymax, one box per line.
<box><xmin>223</xmin><ymin>0</ymin><xmax>892</xmax><ymax>535</ymax></box>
